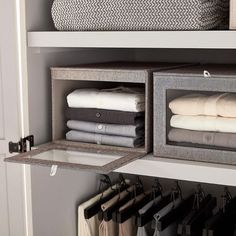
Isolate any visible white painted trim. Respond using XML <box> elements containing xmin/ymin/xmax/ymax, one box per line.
<box><xmin>28</xmin><ymin>31</ymin><xmax>236</xmax><ymax>49</ymax></box>
<box><xmin>116</xmin><ymin>154</ymin><xmax>236</xmax><ymax>187</ymax></box>
<box><xmin>16</xmin><ymin>0</ymin><xmax>33</xmax><ymax>235</ymax></box>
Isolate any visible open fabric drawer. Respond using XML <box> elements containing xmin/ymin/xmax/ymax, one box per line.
<box><xmin>5</xmin><ymin>62</ymin><xmax>185</xmax><ymax>174</ymax></box>
<box><xmin>154</xmin><ymin>64</ymin><xmax>236</xmax><ymax>165</ymax></box>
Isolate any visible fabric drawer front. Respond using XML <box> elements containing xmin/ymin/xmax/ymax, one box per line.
<box><xmin>154</xmin><ymin>64</ymin><xmax>236</xmax><ymax>165</ymax></box>
<box><xmin>51</xmin><ymin>0</ymin><xmax>229</xmax><ymax>31</ymax></box>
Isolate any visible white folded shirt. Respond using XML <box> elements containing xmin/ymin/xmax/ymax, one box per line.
<box><xmin>170</xmin><ymin>115</ymin><xmax>236</xmax><ymax>133</ymax></box>
<box><xmin>67</xmin><ymin>87</ymin><xmax>145</xmax><ymax>112</ymax></box>
<box><xmin>169</xmin><ymin>93</ymin><xmax>236</xmax><ymax>118</ymax></box>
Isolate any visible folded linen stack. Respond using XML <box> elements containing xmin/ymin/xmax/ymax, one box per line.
<box><xmin>65</xmin><ymin>86</ymin><xmax>145</xmax><ymax>148</ymax></box>
<box><xmin>168</xmin><ymin>93</ymin><xmax>236</xmax><ymax>149</ymax></box>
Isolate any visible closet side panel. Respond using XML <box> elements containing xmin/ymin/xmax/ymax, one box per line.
<box><xmin>26</xmin><ymin>46</ymin><xmax>135</xmax><ymax>236</ymax></box>
<box><xmin>31</xmin><ymin>167</ymin><xmax>99</xmax><ymax>236</ymax></box>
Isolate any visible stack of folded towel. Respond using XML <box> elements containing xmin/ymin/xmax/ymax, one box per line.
<box><xmin>65</xmin><ymin>86</ymin><xmax>145</xmax><ymax>148</ymax></box>
<box><xmin>168</xmin><ymin>93</ymin><xmax>236</xmax><ymax>149</ymax></box>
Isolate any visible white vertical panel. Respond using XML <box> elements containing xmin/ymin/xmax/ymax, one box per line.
<box><xmin>0</xmin><ymin>51</ymin><xmax>5</xmax><ymax>139</ymax></box>
<box><xmin>230</xmin><ymin>0</ymin><xmax>236</xmax><ymax>29</ymax></box>
<box><xmin>0</xmin><ymin>0</ymin><xmax>28</xmax><ymax>235</ymax></box>
<box><xmin>0</xmin><ymin>154</ymin><xmax>9</xmax><ymax>236</ymax></box>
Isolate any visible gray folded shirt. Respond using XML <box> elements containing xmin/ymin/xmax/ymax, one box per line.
<box><xmin>66</xmin><ymin>108</ymin><xmax>145</xmax><ymax>125</ymax></box>
<box><xmin>66</xmin><ymin>130</ymin><xmax>144</xmax><ymax>148</ymax></box>
<box><xmin>168</xmin><ymin>128</ymin><xmax>236</xmax><ymax>149</ymax></box>
<box><xmin>67</xmin><ymin>120</ymin><xmax>144</xmax><ymax>138</ymax></box>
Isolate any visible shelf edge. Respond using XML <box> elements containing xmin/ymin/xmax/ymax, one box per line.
<box><xmin>115</xmin><ymin>155</ymin><xmax>236</xmax><ymax>186</ymax></box>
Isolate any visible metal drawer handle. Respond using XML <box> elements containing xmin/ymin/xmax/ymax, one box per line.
<box><xmin>203</xmin><ymin>70</ymin><xmax>211</xmax><ymax>78</ymax></box>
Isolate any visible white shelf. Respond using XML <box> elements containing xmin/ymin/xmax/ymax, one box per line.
<box><xmin>116</xmin><ymin>154</ymin><xmax>236</xmax><ymax>187</ymax></box>
<box><xmin>28</xmin><ymin>31</ymin><xmax>236</xmax><ymax>49</ymax></box>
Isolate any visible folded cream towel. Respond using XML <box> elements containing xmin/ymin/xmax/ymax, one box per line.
<box><xmin>67</xmin><ymin>87</ymin><xmax>145</xmax><ymax>112</ymax></box>
<box><xmin>170</xmin><ymin>115</ymin><xmax>236</xmax><ymax>133</ymax></box>
<box><xmin>169</xmin><ymin>93</ymin><xmax>236</xmax><ymax>118</ymax></box>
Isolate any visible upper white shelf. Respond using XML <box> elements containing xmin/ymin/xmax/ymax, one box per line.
<box><xmin>28</xmin><ymin>31</ymin><xmax>236</xmax><ymax>49</ymax></box>
<box><xmin>116</xmin><ymin>154</ymin><xmax>236</xmax><ymax>187</ymax></box>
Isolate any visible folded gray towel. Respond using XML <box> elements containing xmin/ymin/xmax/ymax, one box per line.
<box><xmin>168</xmin><ymin>128</ymin><xmax>236</xmax><ymax>149</ymax></box>
<box><xmin>67</xmin><ymin>120</ymin><xmax>144</xmax><ymax>138</ymax></box>
<box><xmin>66</xmin><ymin>130</ymin><xmax>144</xmax><ymax>148</ymax></box>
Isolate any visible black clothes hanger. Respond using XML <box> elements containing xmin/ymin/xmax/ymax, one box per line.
<box><xmin>111</xmin><ymin>176</ymin><xmax>151</xmax><ymax>224</ymax></box>
<box><xmin>136</xmin><ymin>193</ymin><xmax>171</xmax><ymax>227</ymax></box>
<box><xmin>184</xmin><ymin>195</ymin><xmax>216</xmax><ymax>236</ymax></box>
<box><xmin>136</xmin><ymin>180</ymin><xmax>181</xmax><ymax>227</ymax></box>
<box><xmin>113</xmin><ymin>187</ymin><xmax>152</xmax><ymax>224</ymax></box>
<box><xmin>203</xmin><ymin>187</ymin><xmax>231</xmax><ymax>236</ymax></box>
<box><xmin>156</xmin><ymin>194</ymin><xmax>195</xmax><ymax>232</ymax></box>
<box><xmin>206</xmin><ymin>188</ymin><xmax>236</xmax><ymax>236</ymax></box>
<box><xmin>178</xmin><ymin>184</ymin><xmax>206</xmax><ymax>235</ymax></box>
<box><xmin>202</xmin><ymin>211</ymin><xmax>222</xmax><ymax>236</ymax></box>
<box><xmin>136</xmin><ymin>179</ymin><xmax>165</xmax><ymax>227</ymax></box>
<box><xmin>178</xmin><ymin>185</ymin><xmax>214</xmax><ymax>236</ymax></box>
<box><xmin>84</xmin><ymin>175</ymin><xmax>128</xmax><ymax>219</ymax></box>
<box><xmin>102</xmin><ymin>177</ymin><xmax>144</xmax><ymax>222</ymax></box>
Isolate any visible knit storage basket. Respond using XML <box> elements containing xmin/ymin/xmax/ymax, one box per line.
<box><xmin>51</xmin><ymin>0</ymin><xmax>229</xmax><ymax>31</ymax></box>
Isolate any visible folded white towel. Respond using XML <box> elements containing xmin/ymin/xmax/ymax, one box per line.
<box><xmin>67</xmin><ymin>87</ymin><xmax>145</xmax><ymax>112</ymax></box>
<box><xmin>169</xmin><ymin>93</ymin><xmax>236</xmax><ymax>118</ymax></box>
<box><xmin>170</xmin><ymin>115</ymin><xmax>236</xmax><ymax>133</ymax></box>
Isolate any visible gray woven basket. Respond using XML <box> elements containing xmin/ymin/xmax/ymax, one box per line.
<box><xmin>51</xmin><ymin>0</ymin><xmax>229</xmax><ymax>31</ymax></box>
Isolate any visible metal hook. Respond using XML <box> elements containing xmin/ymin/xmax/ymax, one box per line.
<box><xmin>222</xmin><ymin>187</ymin><xmax>232</xmax><ymax>213</ymax></box>
<box><xmin>193</xmin><ymin>184</ymin><xmax>205</xmax><ymax>210</ymax></box>
<box><xmin>50</xmin><ymin>165</ymin><xmax>58</xmax><ymax>177</ymax></box>
<box><xmin>136</xmin><ymin>176</ymin><xmax>144</xmax><ymax>191</ymax></box>
<box><xmin>116</xmin><ymin>183</ymin><xmax>121</xmax><ymax>202</ymax></box>
<box><xmin>171</xmin><ymin>181</ymin><xmax>182</xmax><ymax>202</ymax></box>
<box><xmin>203</xmin><ymin>70</ymin><xmax>211</xmax><ymax>78</ymax></box>
<box><xmin>131</xmin><ymin>185</ymin><xmax>138</xmax><ymax>205</ymax></box>
<box><xmin>100</xmin><ymin>175</ymin><xmax>115</xmax><ymax>191</ymax></box>
<box><xmin>98</xmin><ymin>175</ymin><xmax>114</xmax><ymax>200</ymax></box>
<box><xmin>119</xmin><ymin>174</ymin><xmax>127</xmax><ymax>187</ymax></box>
<box><xmin>152</xmin><ymin>178</ymin><xmax>163</xmax><ymax>199</ymax></box>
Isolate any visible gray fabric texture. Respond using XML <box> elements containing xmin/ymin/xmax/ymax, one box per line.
<box><xmin>66</xmin><ymin>130</ymin><xmax>144</xmax><ymax>148</ymax></box>
<box><xmin>66</xmin><ymin>108</ymin><xmax>145</xmax><ymax>125</ymax></box>
<box><xmin>168</xmin><ymin>128</ymin><xmax>236</xmax><ymax>149</ymax></box>
<box><xmin>67</xmin><ymin>120</ymin><xmax>144</xmax><ymax>138</ymax></box>
<box><xmin>52</xmin><ymin>0</ymin><xmax>229</xmax><ymax>31</ymax></box>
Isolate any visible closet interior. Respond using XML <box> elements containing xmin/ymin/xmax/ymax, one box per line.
<box><xmin>8</xmin><ymin>0</ymin><xmax>236</xmax><ymax>235</ymax></box>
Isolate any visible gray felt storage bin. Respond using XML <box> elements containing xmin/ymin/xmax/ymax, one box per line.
<box><xmin>5</xmin><ymin>63</ymin><xmax>186</xmax><ymax>174</ymax></box>
<box><xmin>51</xmin><ymin>63</ymin><xmax>154</xmax><ymax>154</ymax></box>
<box><xmin>154</xmin><ymin>64</ymin><xmax>236</xmax><ymax>165</ymax></box>
<box><xmin>51</xmin><ymin>0</ymin><xmax>229</xmax><ymax>31</ymax></box>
